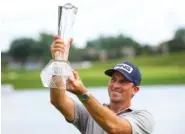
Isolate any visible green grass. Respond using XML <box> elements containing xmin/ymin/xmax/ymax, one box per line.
<box><xmin>79</xmin><ymin>65</ymin><xmax>185</xmax><ymax>87</ymax></box>
<box><xmin>2</xmin><ymin>52</ymin><xmax>185</xmax><ymax>89</ymax></box>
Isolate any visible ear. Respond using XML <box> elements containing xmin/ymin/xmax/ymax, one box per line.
<box><xmin>132</xmin><ymin>86</ymin><xmax>140</xmax><ymax>96</ymax></box>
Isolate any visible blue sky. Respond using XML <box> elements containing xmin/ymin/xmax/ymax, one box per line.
<box><xmin>1</xmin><ymin>0</ymin><xmax>185</xmax><ymax>52</ymax></box>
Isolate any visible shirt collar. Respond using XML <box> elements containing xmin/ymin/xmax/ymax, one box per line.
<box><xmin>103</xmin><ymin>103</ymin><xmax>133</xmax><ymax>115</ymax></box>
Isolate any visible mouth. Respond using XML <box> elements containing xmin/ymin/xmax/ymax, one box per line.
<box><xmin>110</xmin><ymin>91</ymin><xmax>121</xmax><ymax>96</ymax></box>
<box><xmin>111</xmin><ymin>90</ymin><xmax>122</xmax><ymax>93</ymax></box>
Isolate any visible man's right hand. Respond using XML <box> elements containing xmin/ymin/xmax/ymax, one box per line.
<box><xmin>50</xmin><ymin>35</ymin><xmax>73</xmax><ymax>59</ymax></box>
<box><xmin>50</xmin><ymin>35</ymin><xmax>65</xmax><ymax>59</ymax></box>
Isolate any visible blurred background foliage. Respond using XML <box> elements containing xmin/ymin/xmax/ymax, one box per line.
<box><xmin>1</xmin><ymin>27</ymin><xmax>185</xmax><ymax>89</ymax></box>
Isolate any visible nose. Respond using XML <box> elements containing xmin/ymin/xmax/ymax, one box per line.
<box><xmin>111</xmin><ymin>81</ymin><xmax>121</xmax><ymax>90</ymax></box>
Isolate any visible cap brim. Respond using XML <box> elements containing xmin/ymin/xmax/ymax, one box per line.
<box><xmin>104</xmin><ymin>69</ymin><xmax>133</xmax><ymax>82</ymax></box>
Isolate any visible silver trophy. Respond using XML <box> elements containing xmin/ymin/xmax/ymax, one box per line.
<box><xmin>40</xmin><ymin>3</ymin><xmax>78</xmax><ymax>88</ymax></box>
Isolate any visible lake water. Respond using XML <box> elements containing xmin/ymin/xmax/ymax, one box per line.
<box><xmin>2</xmin><ymin>85</ymin><xmax>185</xmax><ymax>134</ymax></box>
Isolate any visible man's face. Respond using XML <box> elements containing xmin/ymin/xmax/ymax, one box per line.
<box><xmin>108</xmin><ymin>71</ymin><xmax>135</xmax><ymax>104</ymax></box>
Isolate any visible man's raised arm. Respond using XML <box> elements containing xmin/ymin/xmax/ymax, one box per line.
<box><xmin>50</xmin><ymin>36</ymin><xmax>75</xmax><ymax>122</ymax></box>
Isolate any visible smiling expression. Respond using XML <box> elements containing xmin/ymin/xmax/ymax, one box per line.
<box><xmin>108</xmin><ymin>71</ymin><xmax>137</xmax><ymax>104</ymax></box>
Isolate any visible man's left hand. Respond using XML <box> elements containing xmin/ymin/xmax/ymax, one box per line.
<box><xmin>67</xmin><ymin>71</ymin><xmax>87</xmax><ymax>95</ymax></box>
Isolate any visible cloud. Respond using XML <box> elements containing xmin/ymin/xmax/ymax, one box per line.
<box><xmin>1</xmin><ymin>0</ymin><xmax>185</xmax><ymax>51</ymax></box>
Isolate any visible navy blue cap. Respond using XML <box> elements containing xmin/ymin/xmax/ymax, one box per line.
<box><xmin>104</xmin><ymin>61</ymin><xmax>142</xmax><ymax>86</ymax></box>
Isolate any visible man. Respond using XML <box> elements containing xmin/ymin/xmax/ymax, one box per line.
<box><xmin>50</xmin><ymin>35</ymin><xmax>155</xmax><ymax>134</ymax></box>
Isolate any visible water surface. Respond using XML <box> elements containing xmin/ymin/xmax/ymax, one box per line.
<box><xmin>2</xmin><ymin>85</ymin><xmax>185</xmax><ymax>134</ymax></box>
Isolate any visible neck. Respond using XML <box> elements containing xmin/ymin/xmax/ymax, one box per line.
<box><xmin>109</xmin><ymin>101</ymin><xmax>131</xmax><ymax>113</ymax></box>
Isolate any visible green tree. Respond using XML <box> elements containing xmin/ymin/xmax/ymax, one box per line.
<box><xmin>174</xmin><ymin>27</ymin><xmax>185</xmax><ymax>42</ymax></box>
<box><xmin>68</xmin><ymin>45</ymin><xmax>85</xmax><ymax>61</ymax></box>
<box><xmin>166</xmin><ymin>39</ymin><xmax>185</xmax><ymax>52</ymax></box>
<box><xmin>158</xmin><ymin>27</ymin><xmax>185</xmax><ymax>53</ymax></box>
<box><xmin>85</xmin><ymin>34</ymin><xmax>141</xmax><ymax>60</ymax></box>
<box><xmin>36</xmin><ymin>33</ymin><xmax>53</xmax><ymax>63</ymax></box>
<box><xmin>167</xmin><ymin>27</ymin><xmax>185</xmax><ymax>52</ymax></box>
<box><xmin>8</xmin><ymin>38</ymin><xmax>36</xmax><ymax>65</ymax></box>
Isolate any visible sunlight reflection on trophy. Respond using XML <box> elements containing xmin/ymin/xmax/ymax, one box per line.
<box><xmin>40</xmin><ymin>3</ymin><xmax>78</xmax><ymax>88</ymax></box>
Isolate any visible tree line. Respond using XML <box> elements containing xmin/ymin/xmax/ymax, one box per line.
<box><xmin>2</xmin><ymin>27</ymin><xmax>185</xmax><ymax>66</ymax></box>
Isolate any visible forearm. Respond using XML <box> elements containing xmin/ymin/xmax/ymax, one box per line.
<box><xmin>78</xmin><ymin>94</ymin><xmax>131</xmax><ymax>134</ymax></box>
<box><xmin>50</xmin><ymin>87</ymin><xmax>74</xmax><ymax>121</ymax></box>
<box><xmin>50</xmin><ymin>76</ymin><xmax>70</xmax><ymax>107</ymax></box>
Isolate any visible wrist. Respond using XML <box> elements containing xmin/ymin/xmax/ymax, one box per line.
<box><xmin>78</xmin><ymin>87</ymin><xmax>88</xmax><ymax>95</ymax></box>
<box><xmin>76</xmin><ymin>87</ymin><xmax>88</xmax><ymax>98</ymax></box>
<box><xmin>78</xmin><ymin>91</ymin><xmax>91</xmax><ymax>102</ymax></box>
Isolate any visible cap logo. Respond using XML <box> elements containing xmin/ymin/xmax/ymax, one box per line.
<box><xmin>114</xmin><ymin>63</ymin><xmax>133</xmax><ymax>73</ymax></box>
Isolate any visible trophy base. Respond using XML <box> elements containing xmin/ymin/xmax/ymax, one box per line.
<box><xmin>40</xmin><ymin>60</ymin><xmax>73</xmax><ymax>88</ymax></box>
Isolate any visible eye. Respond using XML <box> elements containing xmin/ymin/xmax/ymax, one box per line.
<box><xmin>111</xmin><ymin>77</ymin><xmax>116</xmax><ymax>82</ymax></box>
<box><xmin>120</xmin><ymin>80</ymin><xmax>130</xmax><ymax>85</ymax></box>
<box><xmin>124</xmin><ymin>80</ymin><xmax>130</xmax><ymax>83</ymax></box>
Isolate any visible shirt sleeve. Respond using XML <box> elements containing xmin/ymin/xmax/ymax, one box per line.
<box><xmin>124</xmin><ymin>110</ymin><xmax>155</xmax><ymax>134</ymax></box>
<box><xmin>66</xmin><ymin>99</ymin><xmax>90</xmax><ymax>133</ymax></box>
